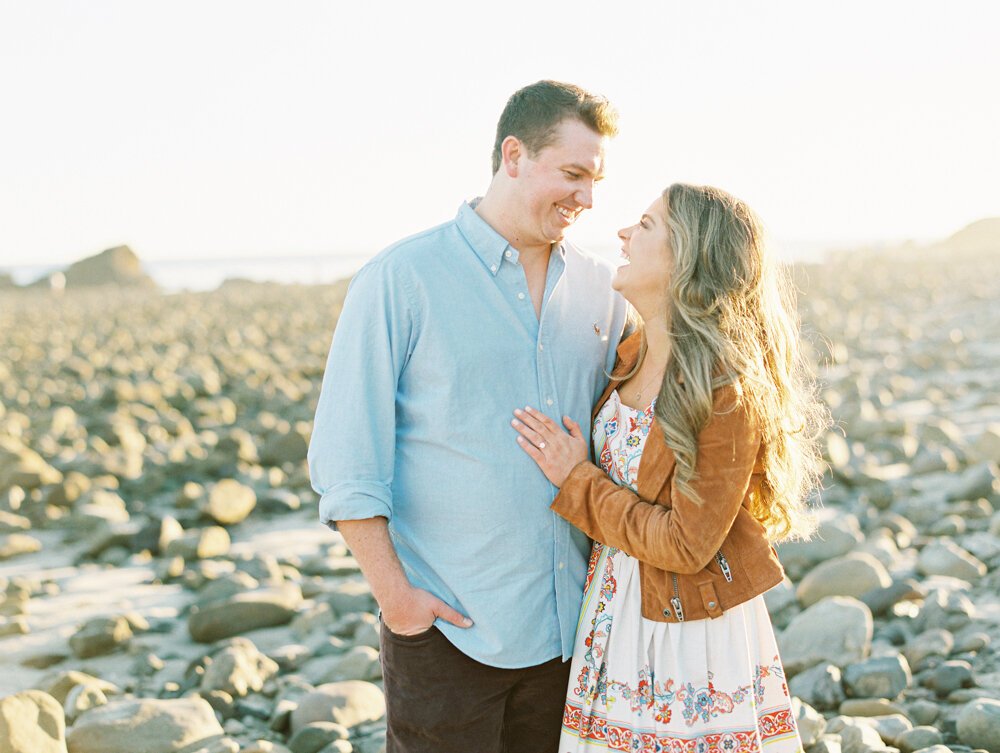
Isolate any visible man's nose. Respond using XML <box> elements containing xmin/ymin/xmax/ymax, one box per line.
<box><xmin>576</xmin><ymin>182</ymin><xmax>594</xmax><ymax>210</ymax></box>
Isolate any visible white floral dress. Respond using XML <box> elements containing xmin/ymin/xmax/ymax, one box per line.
<box><xmin>559</xmin><ymin>390</ymin><xmax>803</xmax><ymax>753</ymax></box>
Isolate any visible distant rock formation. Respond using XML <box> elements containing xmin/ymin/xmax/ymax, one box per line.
<box><xmin>31</xmin><ymin>245</ymin><xmax>156</xmax><ymax>290</ymax></box>
<box><xmin>938</xmin><ymin>218</ymin><xmax>1000</xmax><ymax>255</ymax></box>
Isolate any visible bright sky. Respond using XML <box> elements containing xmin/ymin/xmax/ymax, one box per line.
<box><xmin>1</xmin><ymin>1</ymin><xmax>998</xmax><ymax>268</ymax></box>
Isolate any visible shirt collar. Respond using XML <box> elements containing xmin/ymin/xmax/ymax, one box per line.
<box><xmin>455</xmin><ymin>199</ymin><xmax>511</xmax><ymax>276</ymax></box>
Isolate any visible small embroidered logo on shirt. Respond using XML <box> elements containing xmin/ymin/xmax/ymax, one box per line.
<box><xmin>593</xmin><ymin>323</ymin><xmax>601</xmax><ymax>335</ymax></box>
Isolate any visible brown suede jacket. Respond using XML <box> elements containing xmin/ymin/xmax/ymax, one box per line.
<box><xmin>551</xmin><ymin>333</ymin><xmax>785</xmax><ymax>623</ymax></box>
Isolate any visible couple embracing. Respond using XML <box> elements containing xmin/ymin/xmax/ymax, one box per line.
<box><xmin>309</xmin><ymin>80</ymin><xmax>826</xmax><ymax>753</ymax></box>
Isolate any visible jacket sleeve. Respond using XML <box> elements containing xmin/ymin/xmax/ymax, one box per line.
<box><xmin>550</xmin><ymin>387</ymin><xmax>761</xmax><ymax>574</ymax></box>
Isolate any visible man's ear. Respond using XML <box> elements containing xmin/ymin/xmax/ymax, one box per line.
<box><xmin>501</xmin><ymin>136</ymin><xmax>522</xmax><ymax>177</ymax></box>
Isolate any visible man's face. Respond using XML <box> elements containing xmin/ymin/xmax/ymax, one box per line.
<box><xmin>513</xmin><ymin>118</ymin><xmax>607</xmax><ymax>247</ymax></box>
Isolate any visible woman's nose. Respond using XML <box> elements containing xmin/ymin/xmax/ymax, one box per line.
<box><xmin>618</xmin><ymin>226</ymin><xmax>631</xmax><ymax>242</ymax></box>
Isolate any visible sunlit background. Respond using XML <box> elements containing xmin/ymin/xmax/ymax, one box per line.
<box><xmin>2</xmin><ymin>0</ymin><xmax>998</xmax><ymax>286</ymax></box>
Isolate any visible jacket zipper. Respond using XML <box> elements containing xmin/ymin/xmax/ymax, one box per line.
<box><xmin>670</xmin><ymin>574</ymin><xmax>684</xmax><ymax>621</ymax></box>
<box><xmin>716</xmin><ymin>551</ymin><xmax>733</xmax><ymax>582</ymax></box>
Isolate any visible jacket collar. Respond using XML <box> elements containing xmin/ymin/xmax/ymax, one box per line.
<box><xmin>591</xmin><ymin>332</ymin><xmax>676</xmax><ymax>500</ymax></box>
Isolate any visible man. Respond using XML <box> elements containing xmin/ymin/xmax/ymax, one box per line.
<box><xmin>308</xmin><ymin>80</ymin><xmax>627</xmax><ymax>753</ymax></box>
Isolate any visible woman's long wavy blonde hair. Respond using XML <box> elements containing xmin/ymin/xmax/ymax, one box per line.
<box><xmin>628</xmin><ymin>184</ymin><xmax>827</xmax><ymax>541</ymax></box>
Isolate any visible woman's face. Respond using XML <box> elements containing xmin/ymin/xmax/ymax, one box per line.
<box><xmin>612</xmin><ymin>196</ymin><xmax>673</xmax><ymax>309</ymax></box>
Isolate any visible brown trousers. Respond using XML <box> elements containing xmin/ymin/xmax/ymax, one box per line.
<box><xmin>379</xmin><ymin>623</ymin><xmax>571</xmax><ymax>753</ymax></box>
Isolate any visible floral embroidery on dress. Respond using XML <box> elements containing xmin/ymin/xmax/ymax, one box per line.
<box><xmin>562</xmin><ymin>389</ymin><xmax>802</xmax><ymax>752</ymax></box>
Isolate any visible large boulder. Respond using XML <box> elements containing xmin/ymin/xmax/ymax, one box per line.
<box><xmin>0</xmin><ymin>690</ymin><xmax>67</xmax><ymax>753</ymax></box>
<box><xmin>796</xmin><ymin>553</ymin><xmax>892</xmax><ymax>607</ymax></box>
<box><xmin>65</xmin><ymin>697</ymin><xmax>224</xmax><ymax>753</ymax></box>
<box><xmin>42</xmin><ymin>245</ymin><xmax>156</xmax><ymax>289</ymax></box>
<box><xmin>200</xmin><ymin>639</ymin><xmax>279</xmax><ymax>697</ymax></box>
<box><xmin>290</xmin><ymin>682</ymin><xmax>386</xmax><ymax>734</ymax></box>
<box><xmin>957</xmin><ymin>698</ymin><xmax>1000</xmax><ymax>753</ymax></box>
<box><xmin>779</xmin><ymin>596</ymin><xmax>873</xmax><ymax>674</ymax></box>
<box><xmin>188</xmin><ymin>584</ymin><xmax>302</xmax><ymax>643</ymax></box>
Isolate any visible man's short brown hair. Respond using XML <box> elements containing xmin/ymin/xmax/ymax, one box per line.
<box><xmin>491</xmin><ymin>80</ymin><xmax>619</xmax><ymax>175</ymax></box>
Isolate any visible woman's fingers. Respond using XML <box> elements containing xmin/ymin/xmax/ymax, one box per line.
<box><xmin>516</xmin><ymin>434</ymin><xmax>546</xmax><ymax>462</ymax></box>
<box><xmin>563</xmin><ymin>416</ymin><xmax>583</xmax><ymax>439</ymax></box>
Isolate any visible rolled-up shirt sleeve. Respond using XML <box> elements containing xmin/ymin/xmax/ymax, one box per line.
<box><xmin>308</xmin><ymin>258</ymin><xmax>417</xmax><ymax>528</ymax></box>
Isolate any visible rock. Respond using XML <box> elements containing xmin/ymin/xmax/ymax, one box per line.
<box><xmin>260</xmin><ymin>429</ymin><xmax>309</xmax><ymax>467</ymax></box>
<box><xmin>839</xmin><ymin>721</ymin><xmax>885</xmax><ymax>753</ymax></box>
<box><xmin>896</xmin><ymin>725</ymin><xmax>944</xmax><ymax>753</ymax></box>
<box><xmin>287</xmin><ymin>721</ymin><xmax>348</xmax><ymax>753</ymax></box>
<box><xmin>64</xmin><ymin>683</ymin><xmax>108</xmax><ymax>723</ymax></box>
<box><xmin>303</xmin><ymin>646</ymin><xmax>381</xmax><ymax>685</ymax></box>
<box><xmin>0</xmin><ymin>690</ymin><xmax>67</xmax><ymax>753</ymax></box>
<box><xmin>956</xmin><ymin>697</ymin><xmax>1000</xmax><ymax>752</ymax></box>
<box><xmin>290</xmin><ymin>682</ymin><xmax>386</xmax><ymax>734</ymax></box>
<box><xmin>66</xmin><ymin>697</ymin><xmax>224</xmax><ymax>753</ymax></box>
<box><xmin>843</xmin><ymin>655</ymin><xmax>912</xmax><ymax>699</ymax></box>
<box><xmin>51</xmin><ymin>245</ymin><xmax>155</xmax><ymax>289</ymax></box>
<box><xmin>321</xmin><ymin>580</ymin><xmax>376</xmax><ymax>615</ymax></box>
<box><xmin>0</xmin><ymin>533</ymin><xmax>42</xmax><ymax>560</ymax></box>
<box><xmin>788</xmin><ymin>663</ymin><xmax>845</xmax><ymax>711</ymax></box>
<box><xmin>971</xmin><ymin>425</ymin><xmax>1000</xmax><ymax>463</ymax></box>
<box><xmin>40</xmin><ymin>671</ymin><xmax>120</xmax><ymax>705</ymax></box>
<box><xmin>0</xmin><ymin>510</ymin><xmax>31</xmax><ymax>532</ymax></box>
<box><xmin>164</xmin><ymin>527</ymin><xmax>231</xmax><ymax>560</ymax></box>
<box><xmin>0</xmin><ymin>437</ymin><xmax>63</xmax><ymax>491</ymax></box>
<box><xmin>200</xmin><ymin>639</ymin><xmax>279</xmax><ymax>697</ymax></box>
<box><xmin>904</xmin><ymin>629</ymin><xmax>955</xmax><ymax>670</ymax></box>
<box><xmin>797</xmin><ymin>553</ymin><xmax>892</xmax><ymax>607</ymax></box>
<box><xmin>860</xmin><ymin>579</ymin><xmax>925</xmax><ymax>617</ymax></box>
<box><xmin>203</xmin><ymin>480</ymin><xmax>256</xmax><ymax>526</ymax></box>
<box><xmin>779</xmin><ymin>597</ymin><xmax>873</xmax><ymax>674</ymax></box>
<box><xmin>777</xmin><ymin>513</ymin><xmax>864</xmax><ymax>574</ymax></box>
<box><xmin>945</xmin><ymin>462</ymin><xmax>1000</xmax><ymax>502</ymax></box>
<box><xmin>257</xmin><ymin>489</ymin><xmax>302</xmax><ymax>514</ymax></box>
<box><xmin>188</xmin><ymin>583</ymin><xmax>302</xmax><ymax>643</ymax></box>
<box><xmin>792</xmin><ymin>697</ymin><xmax>826</xmax><ymax>746</ymax></box>
<box><xmin>68</xmin><ymin>616</ymin><xmax>133</xmax><ymax>658</ymax></box>
<box><xmin>839</xmin><ymin>698</ymin><xmax>907</xmax><ymax>717</ymax></box>
<box><xmin>925</xmin><ymin>660</ymin><xmax>974</xmax><ymax>696</ymax></box>
<box><xmin>917</xmin><ymin>539</ymin><xmax>987</xmax><ymax>581</ymax></box>
<box><xmin>904</xmin><ymin>699</ymin><xmax>940</xmax><ymax>726</ymax></box>
<box><xmin>868</xmin><ymin>713</ymin><xmax>912</xmax><ymax>744</ymax></box>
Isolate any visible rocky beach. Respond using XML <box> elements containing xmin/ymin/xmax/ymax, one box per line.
<box><xmin>2</xmin><ymin>232</ymin><xmax>1000</xmax><ymax>753</ymax></box>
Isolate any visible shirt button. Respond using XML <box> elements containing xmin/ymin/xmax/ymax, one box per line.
<box><xmin>505</xmin><ymin>250</ymin><xmax>512</xmax><ymax>258</ymax></box>
<box><xmin>490</xmin><ymin>264</ymin><xmax>497</xmax><ymax>272</ymax></box>
<box><xmin>538</xmin><ymin>343</ymin><xmax>544</xmax><ymax>351</ymax></box>
<box><xmin>517</xmin><ymin>292</ymin><xmax>526</xmax><ymax>300</ymax></box>
<box><xmin>558</xmin><ymin>562</ymin><xmax>565</xmax><ymax>570</ymax></box>
<box><xmin>546</xmin><ymin>398</ymin><xmax>553</xmax><ymax>406</ymax></box>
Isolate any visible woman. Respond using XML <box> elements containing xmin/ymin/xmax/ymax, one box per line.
<box><xmin>511</xmin><ymin>184</ymin><xmax>826</xmax><ymax>752</ymax></box>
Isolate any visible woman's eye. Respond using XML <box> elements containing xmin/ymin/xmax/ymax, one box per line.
<box><xmin>565</xmin><ymin>172</ymin><xmax>580</xmax><ymax>180</ymax></box>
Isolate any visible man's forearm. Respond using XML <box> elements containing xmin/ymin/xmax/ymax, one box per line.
<box><xmin>337</xmin><ymin>517</ymin><xmax>412</xmax><ymax>609</ymax></box>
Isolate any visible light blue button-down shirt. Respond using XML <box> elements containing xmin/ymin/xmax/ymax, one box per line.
<box><xmin>308</xmin><ymin>201</ymin><xmax>626</xmax><ymax>668</ymax></box>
